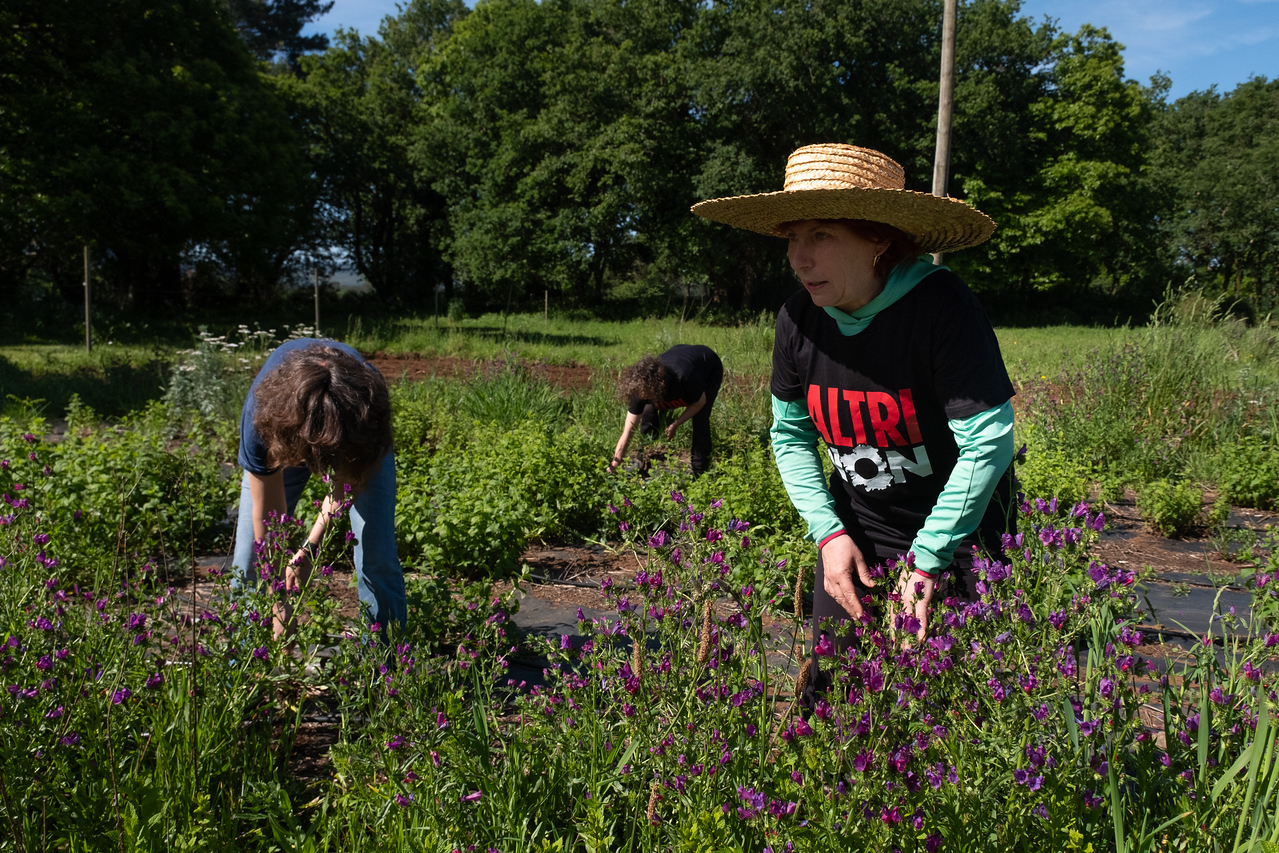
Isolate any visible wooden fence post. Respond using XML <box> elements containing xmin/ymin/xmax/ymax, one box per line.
<box><xmin>83</xmin><ymin>246</ymin><xmax>92</xmax><ymax>352</ymax></box>
<box><xmin>931</xmin><ymin>0</ymin><xmax>957</xmax><ymax>266</ymax></box>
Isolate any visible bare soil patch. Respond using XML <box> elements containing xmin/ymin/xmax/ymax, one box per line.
<box><xmin>1093</xmin><ymin>492</ymin><xmax>1277</xmax><ymax>580</ymax></box>
<box><xmin>365</xmin><ymin>352</ymin><xmax>597</xmax><ymax>392</ymax></box>
<box><xmin>501</xmin><ymin>544</ymin><xmax>644</xmax><ymax>611</ymax></box>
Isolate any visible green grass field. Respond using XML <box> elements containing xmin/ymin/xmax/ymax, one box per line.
<box><xmin>4</xmin><ymin>309</ymin><xmax>1276</xmax><ymax>420</ymax></box>
<box><xmin>343</xmin><ymin>311</ymin><xmax>1132</xmax><ymax>379</ymax></box>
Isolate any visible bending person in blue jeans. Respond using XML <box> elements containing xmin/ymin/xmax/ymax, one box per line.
<box><xmin>231</xmin><ymin>338</ymin><xmax>406</xmax><ymax>639</ymax></box>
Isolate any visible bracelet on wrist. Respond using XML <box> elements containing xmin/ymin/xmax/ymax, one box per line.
<box><xmin>818</xmin><ymin>529</ymin><xmax>847</xmax><ymax>549</ymax></box>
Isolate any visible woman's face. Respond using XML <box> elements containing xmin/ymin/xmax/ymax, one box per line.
<box><xmin>786</xmin><ymin>220</ymin><xmax>890</xmax><ymax>314</ymax></box>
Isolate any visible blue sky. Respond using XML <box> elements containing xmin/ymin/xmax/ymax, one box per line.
<box><xmin>305</xmin><ymin>0</ymin><xmax>1277</xmax><ymax>101</ymax></box>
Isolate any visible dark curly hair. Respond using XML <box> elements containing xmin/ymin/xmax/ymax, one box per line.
<box><xmin>618</xmin><ymin>355</ymin><xmax>674</xmax><ymax>404</ymax></box>
<box><xmin>252</xmin><ymin>344</ymin><xmax>392</xmax><ymax>491</ymax></box>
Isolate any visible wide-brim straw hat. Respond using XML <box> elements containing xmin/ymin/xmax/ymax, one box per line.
<box><xmin>690</xmin><ymin>143</ymin><xmax>995</xmax><ymax>254</ymax></box>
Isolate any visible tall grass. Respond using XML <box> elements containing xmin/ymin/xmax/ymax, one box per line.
<box><xmin>1014</xmin><ymin>294</ymin><xmax>1279</xmax><ymax>508</ymax></box>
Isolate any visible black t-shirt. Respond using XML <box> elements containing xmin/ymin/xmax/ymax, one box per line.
<box><xmin>770</xmin><ymin>269</ymin><xmax>1015</xmax><ymax>557</ymax></box>
<box><xmin>628</xmin><ymin>344</ymin><xmax>719</xmax><ymax>414</ymax></box>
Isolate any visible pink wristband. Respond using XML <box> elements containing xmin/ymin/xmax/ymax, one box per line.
<box><xmin>914</xmin><ymin>569</ymin><xmax>938</xmax><ymax>581</ymax></box>
<box><xmin>818</xmin><ymin>530</ymin><xmax>847</xmax><ymax>549</ymax></box>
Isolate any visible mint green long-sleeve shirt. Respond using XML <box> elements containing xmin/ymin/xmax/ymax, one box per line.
<box><xmin>768</xmin><ymin>256</ymin><xmax>1014</xmax><ymax>575</ymax></box>
<box><xmin>771</xmin><ymin>396</ymin><xmax>1014</xmax><ymax>575</ymax></box>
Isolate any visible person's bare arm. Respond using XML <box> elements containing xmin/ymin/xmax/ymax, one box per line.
<box><xmin>248</xmin><ymin>470</ymin><xmax>287</xmax><ymax>543</ymax></box>
<box><xmin>608</xmin><ymin>412</ymin><xmax>642</xmax><ymax>473</ymax></box>
<box><xmin>663</xmin><ymin>393</ymin><xmax>706</xmax><ymax>439</ymax></box>
<box><xmin>249</xmin><ymin>469</ymin><xmax>357</xmax><ymax>638</ymax></box>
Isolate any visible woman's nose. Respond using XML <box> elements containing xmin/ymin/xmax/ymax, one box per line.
<box><xmin>788</xmin><ymin>243</ymin><xmax>809</xmax><ymax>271</ymax></box>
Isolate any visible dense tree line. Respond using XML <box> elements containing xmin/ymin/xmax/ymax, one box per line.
<box><xmin>2</xmin><ymin>0</ymin><xmax>1275</xmax><ymax>326</ymax></box>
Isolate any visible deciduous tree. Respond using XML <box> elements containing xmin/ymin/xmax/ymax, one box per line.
<box><xmin>1152</xmin><ymin>77</ymin><xmax>1279</xmax><ymax>315</ymax></box>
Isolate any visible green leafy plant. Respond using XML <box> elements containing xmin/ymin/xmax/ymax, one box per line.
<box><xmin>1016</xmin><ymin>423</ymin><xmax>1094</xmax><ymax>505</ymax></box>
<box><xmin>1218</xmin><ymin>434</ymin><xmax>1279</xmax><ymax>510</ymax></box>
<box><xmin>1138</xmin><ymin>478</ymin><xmax>1203</xmax><ymax>537</ymax></box>
<box><xmin>1209</xmin><ymin>525</ymin><xmax>1259</xmax><ymax>563</ymax></box>
<box><xmin>0</xmin><ymin>404</ymin><xmax>233</xmax><ymax>580</ymax></box>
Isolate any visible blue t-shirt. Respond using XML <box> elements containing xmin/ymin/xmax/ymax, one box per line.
<box><xmin>237</xmin><ymin>338</ymin><xmax>373</xmax><ymax>475</ymax></box>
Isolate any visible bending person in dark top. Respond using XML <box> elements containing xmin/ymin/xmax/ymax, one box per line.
<box><xmin>608</xmin><ymin>344</ymin><xmax>723</xmax><ymax>477</ymax></box>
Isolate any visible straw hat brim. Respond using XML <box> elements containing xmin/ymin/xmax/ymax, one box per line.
<box><xmin>691</xmin><ymin>186</ymin><xmax>996</xmax><ymax>254</ymax></box>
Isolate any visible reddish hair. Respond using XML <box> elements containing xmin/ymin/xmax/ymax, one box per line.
<box><xmin>840</xmin><ymin>219</ymin><xmax>924</xmax><ymax>277</ymax></box>
<box><xmin>782</xmin><ymin>219</ymin><xmax>924</xmax><ymax>280</ymax></box>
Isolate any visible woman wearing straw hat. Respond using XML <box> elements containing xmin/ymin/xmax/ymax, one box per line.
<box><xmin>692</xmin><ymin>144</ymin><xmax>1015</xmax><ymax>662</ymax></box>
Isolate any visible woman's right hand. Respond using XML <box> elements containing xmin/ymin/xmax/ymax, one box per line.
<box><xmin>820</xmin><ymin>533</ymin><xmax>876</xmax><ymax>621</ymax></box>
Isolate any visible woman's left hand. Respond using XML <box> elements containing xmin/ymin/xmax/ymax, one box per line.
<box><xmin>895</xmin><ymin>571</ymin><xmax>936</xmax><ymax>644</ymax></box>
<box><xmin>663</xmin><ymin>423</ymin><xmax>678</xmax><ymax>440</ymax></box>
<box><xmin>285</xmin><ymin>546</ymin><xmax>313</xmax><ymax>593</ymax></box>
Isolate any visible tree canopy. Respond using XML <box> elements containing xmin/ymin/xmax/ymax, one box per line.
<box><xmin>1152</xmin><ymin>77</ymin><xmax>1279</xmax><ymax>315</ymax></box>
<box><xmin>3</xmin><ymin>0</ymin><xmax>1275</xmax><ymax>325</ymax></box>
<box><xmin>0</xmin><ymin>0</ymin><xmax>311</xmax><ymax>309</ymax></box>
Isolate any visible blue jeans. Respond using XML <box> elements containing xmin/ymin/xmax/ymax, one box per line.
<box><xmin>230</xmin><ymin>453</ymin><xmax>407</xmax><ymax>630</ymax></box>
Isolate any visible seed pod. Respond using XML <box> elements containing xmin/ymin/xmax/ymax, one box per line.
<box><xmin>793</xmin><ymin>559</ymin><xmax>807</xmax><ymax>618</ymax></box>
<box><xmin>796</xmin><ymin>656</ymin><xmax>812</xmax><ymax>700</ymax></box>
<box><xmin>646</xmin><ymin>781</ymin><xmax>661</xmax><ymax>823</ymax></box>
<box><xmin>696</xmin><ymin>601</ymin><xmax>713</xmax><ymax>665</ymax></box>
<box><xmin>631</xmin><ymin>637</ymin><xmax>643</xmax><ymax>686</ymax></box>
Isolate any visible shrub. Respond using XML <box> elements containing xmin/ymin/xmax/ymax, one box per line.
<box><xmin>0</xmin><ymin>403</ymin><xmax>233</xmax><ymax>579</ymax></box>
<box><xmin>1015</xmin><ymin>424</ymin><xmax>1093</xmax><ymax>505</ymax></box>
<box><xmin>1138</xmin><ymin>478</ymin><xmax>1203</xmax><ymax>537</ymax></box>
<box><xmin>1217</xmin><ymin>434</ymin><xmax>1279</xmax><ymax>510</ymax></box>
<box><xmin>395</xmin><ymin>421</ymin><xmax>607</xmax><ymax>577</ymax></box>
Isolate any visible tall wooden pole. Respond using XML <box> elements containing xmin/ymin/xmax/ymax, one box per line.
<box><xmin>931</xmin><ymin>0</ymin><xmax>957</xmax><ymax>266</ymax></box>
<box><xmin>83</xmin><ymin>246</ymin><xmax>92</xmax><ymax>352</ymax></box>
<box><xmin>313</xmin><ymin>267</ymin><xmax>320</xmax><ymax>337</ymax></box>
